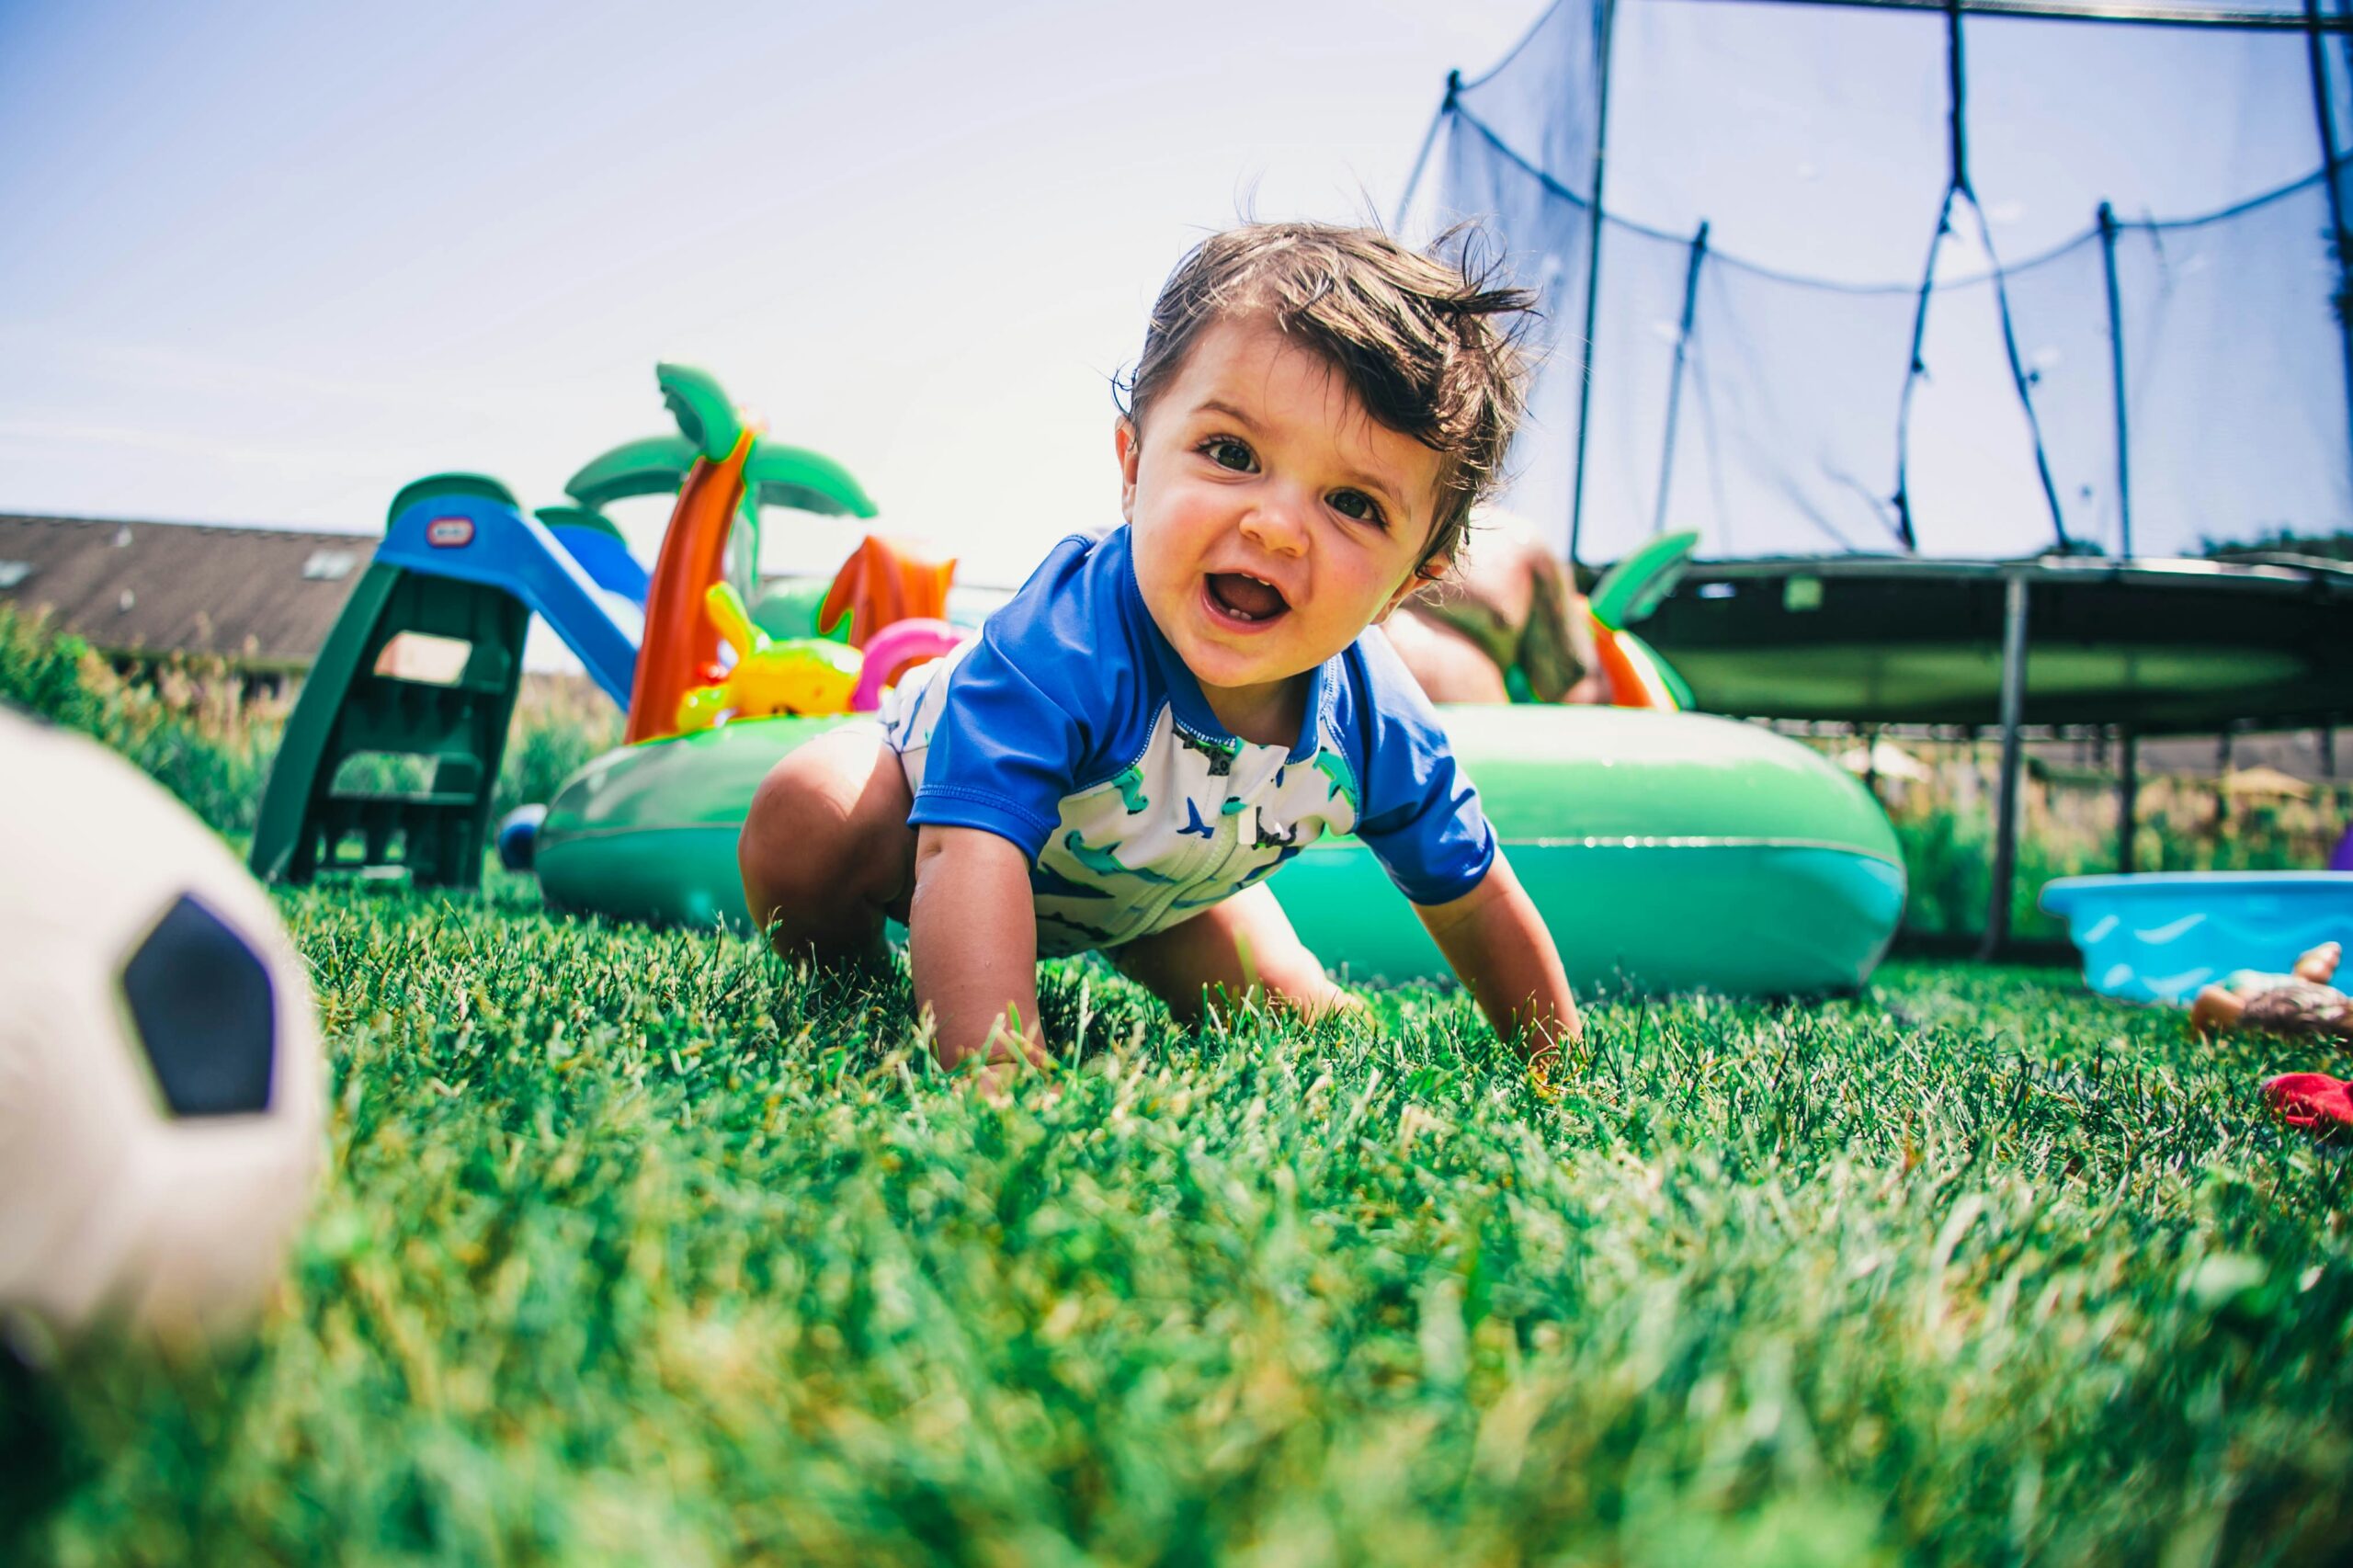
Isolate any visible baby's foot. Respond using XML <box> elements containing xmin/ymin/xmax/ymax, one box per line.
<box><xmin>2294</xmin><ymin>941</ymin><xmax>2343</xmax><ymax>985</ymax></box>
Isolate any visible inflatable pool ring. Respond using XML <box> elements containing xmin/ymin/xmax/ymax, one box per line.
<box><xmin>851</xmin><ymin>618</ymin><xmax>968</xmax><ymax>712</ymax></box>
<box><xmin>536</xmin><ymin>706</ymin><xmax>1906</xmax><ymax>996</ymax></box>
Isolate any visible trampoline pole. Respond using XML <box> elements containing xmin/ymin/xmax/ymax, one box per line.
<box><xmin>1652</xmin><ymin>222</ymin><xmax>1710</xmax><ymax>540</ymax></box>
<box><xmin>2305</xmin><ymin>0</ymin><xmax>2353</xmax><ymax>484</ymax></box>
<box><xmin>1566</xmin><ymin>0</ymin><xmax>1620</xmax><ymax>566</ymax></box>
<box><xmin>1893</xmin><ymin>5</ymin><xmax>1972</xmax><ymax>555</ymax></box>
<box><xmin>2117</xmin><ymin>727</ymin><xmax>2138</xmax><ymax>876</ymax></box>
<box><xmin>1981</xmin><ymin>572</ymin><xmax>2029</xmax><ymax>961</ymax></box>
<box><xmin>2097</xmin><ymin>202</ymin><xmax>2133</xmax><ymax>559</ymax></box>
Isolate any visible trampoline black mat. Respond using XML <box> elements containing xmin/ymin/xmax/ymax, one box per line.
<box><xmin>1643</xmin><ymin>555</ymin><xmax>2353</xmax><ymax>733</ymax></box>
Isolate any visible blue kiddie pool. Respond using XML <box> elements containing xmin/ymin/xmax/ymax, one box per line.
<box><xmin>2040</xmin><ymin>872</ymin><xmax>2353</xmax><ymax>1004</ymax></box>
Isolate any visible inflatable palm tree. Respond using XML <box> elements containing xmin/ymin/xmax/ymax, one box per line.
<box><xmin>563</xmin><ymin>365</ymin><xmax>877</xmax><ymax>744</ymax></box>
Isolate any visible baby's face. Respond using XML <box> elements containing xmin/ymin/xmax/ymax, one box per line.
<box><xmin>1120</xmin><ymin>314</ymin><xmax>1446</xmax><ymax>731</ymax></box>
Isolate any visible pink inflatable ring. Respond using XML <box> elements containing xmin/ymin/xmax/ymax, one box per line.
<box><xmin>850</xmin><ymin>618</ymin><xmax>968</xmax><ymax>712</ymax></box>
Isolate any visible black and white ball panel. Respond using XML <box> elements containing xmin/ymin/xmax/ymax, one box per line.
<box><xmin>119</xmin><ymin>895</ymin><xmax>277</xmax><ymax>1119</ymax></box>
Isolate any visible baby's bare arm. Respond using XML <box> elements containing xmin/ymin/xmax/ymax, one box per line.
<box><xmin>907</xmin><ymin>826</ymin><xmax>1048</xmax><ymax>1078</ymax></box>
<box><xmin>1414</xmin><ymin>853</ymin><xmax>1582</xmax><ymax>1075</ymax></box>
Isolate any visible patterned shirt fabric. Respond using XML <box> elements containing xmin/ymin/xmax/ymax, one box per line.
<box><xmin>2235</xmin><ymin>977</ymin><xmax>2353</xmax><ymax>1040</ymax></box>
<box><xmin>880</xmin><ymin>526</ymin><xmax>1495</xmax><ymax>956</ymax></box>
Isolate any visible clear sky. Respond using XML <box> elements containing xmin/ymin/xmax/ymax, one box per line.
<box><xmin>0</xmin><ymin>0</ymin><xmax>1533</xmax><ymax>586</ymax></box>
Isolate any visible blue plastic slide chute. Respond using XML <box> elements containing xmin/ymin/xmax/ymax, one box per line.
<box><xmin>542</xmin><ymin>520</ymin><xmax>651</xmax><ymax>605</ymax></box>
<box><xmin>377</xmin><ymin>495</ymin><xmax>640</xmax><ymax>707</ymax></box>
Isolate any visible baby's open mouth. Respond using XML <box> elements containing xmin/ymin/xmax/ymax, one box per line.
<box><xmin>1205</xmin><ymin>572</ymin><xmax>1290</xmax><ymax>624</ymax></box>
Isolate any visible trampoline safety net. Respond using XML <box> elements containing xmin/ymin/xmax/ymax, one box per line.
<box><xmin>1405</xmin><ymin>0</ymin><xmax>2353</xmax><ymax>566</ymax></box>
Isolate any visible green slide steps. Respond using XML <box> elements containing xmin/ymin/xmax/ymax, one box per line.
<box><xmin>250</xmin><ymin>473</ymin><xmax>531</xmax><ymax>888</ymax></box>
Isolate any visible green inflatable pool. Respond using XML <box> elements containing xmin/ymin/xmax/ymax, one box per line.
<box><xmin>535</xmin><ymin>706</ymin><xmax>1905</xmax><ymax>996</ymax></box>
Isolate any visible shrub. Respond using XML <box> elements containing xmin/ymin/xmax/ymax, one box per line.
<box><xmin>2</xmin><ymin>605</ymin><xmax>620</xmax><ymax>838</ymax></box>
<box><xmin>0</xmin><ymin>605</ymin><xmax>278</xmax><ymax>835</ymax></box>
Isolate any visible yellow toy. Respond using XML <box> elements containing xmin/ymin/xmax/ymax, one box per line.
<box><xmin>674</xmin><ymin>583</ymin><xmax>862</xmax><ymax>732</ymax></box>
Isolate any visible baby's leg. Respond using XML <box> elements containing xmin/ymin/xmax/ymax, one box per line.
<box><xmin>1517</xmin><ymin>548</ymin><xmax>1601</xmax><ymax>705</ymax></box>
<box><xmin>2189</xmin><ymin>984</ymin><xmax>2246</xmax><ymax>1038</ymax></box>
<box><xmin>1111</xmin><ymin>883</ymin><xmax>1352</xmax><ymax>1026</ymax></box>
<box><xmin>2294</xmin><ymin>941</ymin><xmax>2343</xmax><ymax>984</ymax></box>
<box><xmin>1385</xmin><ymin>608</ymin><xmax>1511</xmax><ymax>705</ymax></box>
<box><xmin>738</xmin><ymin>729</ymin><xmax>916</xmax><ymax>968</ymax></box>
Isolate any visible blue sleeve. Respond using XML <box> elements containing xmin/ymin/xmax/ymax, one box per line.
<box><xmin>904</xmin><ymin>536</ymin><xmax>1124</xmax><ymax>859</ymax></box>
<box><xmin>1344</xmin><ymin>629</ymin><xmax>1498</xmax><ymax>905</ymax></box>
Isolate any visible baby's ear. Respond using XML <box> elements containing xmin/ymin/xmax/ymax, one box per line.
<box><xmin>1114</xmin><ymin>420</ymin><xmax>1141</xmax><ymax>522</ymax></box>
<box><xmin>1374</xmin><ymin>552</ymin><xmax>1448</xmax><ymax>623</ymax></box>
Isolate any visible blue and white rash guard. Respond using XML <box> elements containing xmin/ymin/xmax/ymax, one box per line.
<box><xmin>880</xmin><ymin>526</ymin><xmax>1496</xmax><ymax>956</ymax></box>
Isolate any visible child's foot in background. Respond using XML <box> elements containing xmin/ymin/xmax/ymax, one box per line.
<box><xmin>2293</xmin><ymin>942</ymin><xmax>2343</xmax><ymax>986</ymax></box>
<box><xmin>2190</xmin><ymin>984</ymin><xmax>2246</xmax><ymax>1039</ymax></box>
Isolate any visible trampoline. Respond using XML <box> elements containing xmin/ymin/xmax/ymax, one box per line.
<box><xmin>1401</xmin><ymin>0</ymin><xmax>2353</xmax><ymax>954</ymax></box>
<box><xmin>1646</xmin><ymin>553</ymin><xmax>2353</xmax><ymax>733</ymax></box>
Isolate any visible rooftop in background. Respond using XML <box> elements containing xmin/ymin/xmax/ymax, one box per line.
<box><xmin>0</xmin><ymin>513</ymin><xmax>374</xmax><ymax>674</ymax></box>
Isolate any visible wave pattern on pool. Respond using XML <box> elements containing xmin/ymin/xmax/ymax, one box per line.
<box><xmin>2040</xmin><ymin>873</ymin><xmax>2353</xmax><ymax>1004</ymax></box>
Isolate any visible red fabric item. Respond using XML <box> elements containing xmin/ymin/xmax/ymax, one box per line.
<box><xmin>2261</xmin><ymin>1072</ymin><xmax>2353</xmax><ymax>1133</ymax></box>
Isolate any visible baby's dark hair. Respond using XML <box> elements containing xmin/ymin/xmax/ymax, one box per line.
<box><xmin>1114</xmin><ymin>221</ymin><xmax>1538</xmax><ymax>571</ymax></box>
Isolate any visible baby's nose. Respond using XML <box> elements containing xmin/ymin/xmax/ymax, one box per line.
<box><xmin>1241</xmin><ymin>494</ymin><xmax>1311</xmax><ymax>552</ymax></box>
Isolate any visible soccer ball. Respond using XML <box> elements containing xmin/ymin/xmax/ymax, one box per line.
<box><xmin>0</xmin><ymin>707</ymin><xmax>324</xmax><ymax>1338</ymax></box>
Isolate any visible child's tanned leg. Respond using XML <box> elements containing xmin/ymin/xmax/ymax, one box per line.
<box><xmin>739</xmin><ymin>730</ymin><xmax>916</xmax><ymax>968</ymax></box>
<box><xmin>1386</xmin><ymin>608</ymin><xmax>1510</xmax><ymax>705</ymax></box>
<box><xmin>1112</xmin><ymin>883</ymin><xmax>1352</xmax><ymax>1025</ymax></box>
<box><xmin>2189</xmin><ymin>984</ymin><xmax>2245</xmax><ymax>1038</ymax></box>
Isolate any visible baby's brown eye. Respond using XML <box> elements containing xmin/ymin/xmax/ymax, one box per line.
<box><xmin>1330</xmin><ymin>490</ymin><xmax>1386</xmax><ymax>528</ymax></box>
<box><xmin>1205</xmin><ymin>437</ymin><xmax>1254</xmax><ymax>472</ymax></box>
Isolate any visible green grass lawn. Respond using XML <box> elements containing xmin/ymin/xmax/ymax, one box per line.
<box><xmin>8</xmin><ymin>876</ymin><xmax>2353</xmax><ymax>1565</ymax></box>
